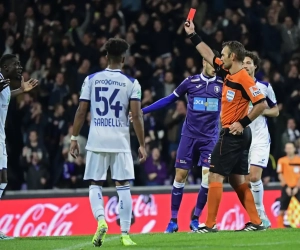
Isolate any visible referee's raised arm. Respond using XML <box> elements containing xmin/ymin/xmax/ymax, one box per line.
<box><xmin>184</xmin><ymin>21</ymin><xmax>215</xmax><ymax>67</ymax></box>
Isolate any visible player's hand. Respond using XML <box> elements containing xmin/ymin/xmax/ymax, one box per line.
<box><xmin>138</xmin><ymin>146</ymin><xmax>147</xmax><ymax>163</ymax></box>
<box><xmin>292</xmin><ymin>187</ymin><xmax>299</xmax><ymax>196</ymax></box>
<box><xmin>229</xmin><ymin>122</ymin><xmax>244</xmax><ymax>135</ymax></box>
<box><xmin>184</xmin><ymin>20</ymin><xmax>195</xmax><ymax>35</ymax></box>
<box><xmin>129</xmin><ymin>112</ymin><xmax>133</xmax><ymax>122</ymax></box>
<box><xmin>286</xmin><ymin>186</ymin><xmax>292</xmax><ymax>196</ymax></box>
<box><xmin>0</xmin><ymin>78</ymin><xmax>10</xmax><ymax>92</ymax></box>
<box><xmin>70</xmin><ymin>140</ymin><xmax>80</xmax><ymax>159</ymax></box>
<box><xmin>21</xmin><ymin>77</ymin><xmax>39</xmax><ymax>92</ymax></box>
<box><xmin>129</xmin><ymin>110</ymin><xmax>143</xmax><ymax>123</ymax></box>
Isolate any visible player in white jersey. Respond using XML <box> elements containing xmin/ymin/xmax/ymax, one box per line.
<box><xmin>0</xmin><ymin>54</ymin><xmax>38</xmax><ymax>239</ymax></box>
<box><xmin>243</xmin><ymin>51</ymin><xmax>279</xmax><ymax>228</ymax></box>
<box><xmin>69</xmin><ymin>38</ymin><xmax>147</xmax><ymax>247</ymax></box>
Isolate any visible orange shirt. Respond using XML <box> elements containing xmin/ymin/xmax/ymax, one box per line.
<box><xmin>213</xmin><ymin>57</ymin><xmax>266</xmax><ymax>128</ymax></box>
<box><xmin>277</xmin><ymin>156</ymin><xmax>300</xmax><ymax>187</ymax></box>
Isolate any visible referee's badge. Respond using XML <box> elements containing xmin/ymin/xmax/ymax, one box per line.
<box><xmin>214</xmin><ymin>86</ymin><xmax>220</xmax><ymax>93</ymax></box>
<box><xmin>226</xmin><ymin>90</ymin><xmax>235</xmax><ymax>102</ymax></box>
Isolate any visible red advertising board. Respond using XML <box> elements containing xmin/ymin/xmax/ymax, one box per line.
<box><xmin>0</xmin><ymin>190</ymin><xmax>283</xmax><ymax>237</ymax></box>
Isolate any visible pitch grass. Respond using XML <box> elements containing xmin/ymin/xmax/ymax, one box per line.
<box><xmin>1</xmin><ymin>229</ymin><xmax>300</xmax><ymax>250</ymax></box>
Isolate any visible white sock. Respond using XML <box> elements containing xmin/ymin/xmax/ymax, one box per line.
<box><xmin>250</xmin><ymin>180</ymin><xmax>265</xmax><ymax>214</ymax></box>
<box><xmin>89</xmin><ymin>185</ymin><xmax>105</xmax><ymax>221</ymax></box>
<box><xmin>116</xmin><ymin>185</ymin><xmax>132</xmax><ymax>234</ymax></box>
<box><xmin>0</xmin><ymin>183</ymin><xmax>7</xmax><ymax>199</ymax></box>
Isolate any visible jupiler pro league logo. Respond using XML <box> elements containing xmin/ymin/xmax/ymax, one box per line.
<box><xmin>226</xmin><ymin>90</ymin><xmax>235</xmax><ymax>102</ymax></box>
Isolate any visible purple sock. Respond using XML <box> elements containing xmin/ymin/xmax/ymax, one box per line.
<box><xmin>194</xmin><ymin>185</ymin><xmax>208</xmax><ymax>217</ymax></box>
<box><xmin>171</xmin><ymin>183</ymin><xmax>184</xmax><ymax>219</ymax></box>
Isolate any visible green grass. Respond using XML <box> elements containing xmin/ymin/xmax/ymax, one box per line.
<box><xmin>1</xmin><ymin>229</ymin><xmax>300</xmax><ymax>250</ymax></box>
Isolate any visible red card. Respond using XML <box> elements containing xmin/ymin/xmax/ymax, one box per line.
<box><xmin>187</xmin><ymin>8</ymin><xmax>196</xmax><ymax>21</ymax></box>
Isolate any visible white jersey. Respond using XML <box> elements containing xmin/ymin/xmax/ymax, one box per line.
<box><xmin>0</xmin><ymin>73</ymin><xmax>10</xmax><ymax>143</ymax></box>
<box><xmin>249</xmin><ymin>80</ymin><xmax>277</xmax><ymax>145</ymax></box>
<box><xmin>80</xmin><ymin>68</ymin><xmax>141</xmax><ymax>153</ymax></box>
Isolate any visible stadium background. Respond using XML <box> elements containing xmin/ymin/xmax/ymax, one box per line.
<box><xmin>0</xmin><ymin>0</ymin><xmax>299</xmax><ymax>235</ymax></box>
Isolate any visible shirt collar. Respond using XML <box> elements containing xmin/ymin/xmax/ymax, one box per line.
<box><xmin>200</xmin><ymin>73</ymin><xmax>216</xmax><ymax>82</ymax></box>
<box><xmin>105</xmin><ymin>68</ymin><xmax>122</xmax><ymax>72</ymax></box>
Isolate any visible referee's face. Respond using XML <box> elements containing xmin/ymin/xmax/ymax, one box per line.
<box><xmin>220</xmin><ymin>46</ymin><xmax>232</xmax><ymax>70</ymax></box>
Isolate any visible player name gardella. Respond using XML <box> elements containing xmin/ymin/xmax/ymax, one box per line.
<box><xmin>94</xmin><ymin>118</ymin><xmax>123</xmax><ymax>127</ymax></box>
<box><xmin>95</xmin><ymin>79</ymin><xmax>126</xmax><ymax>87</ymax></box>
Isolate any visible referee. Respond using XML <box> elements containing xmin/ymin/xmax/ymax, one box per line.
<box><xmin>184</xmin><ymin>21</ymin><xmax>267</xmax><ymax>232</ymax></box>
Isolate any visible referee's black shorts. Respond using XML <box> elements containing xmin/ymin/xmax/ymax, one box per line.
<box><xmin>280</xmin><ymin>185</ymin><xmax>300</xmax><ymax>210</ymax></box>
<box><xmin>210</xmin><ymin>127</ymin><xmax>252</xmax><ymax>176</ymax></box>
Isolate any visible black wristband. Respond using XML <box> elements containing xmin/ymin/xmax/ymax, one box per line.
<box><xmin>187</xmin><ymin>32</ymin><xmax>202</xmax><ymax>47</ymax></box>
<box><xmin>239</xmin><ymin>116</ymin><xmax>252</xmax><ymax>128</ymax></box>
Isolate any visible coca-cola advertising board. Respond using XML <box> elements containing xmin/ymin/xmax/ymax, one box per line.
<box><xmin>0</xmin><ymin>190</ymin><xmax>284</xmax><ymax>237</ymax></box>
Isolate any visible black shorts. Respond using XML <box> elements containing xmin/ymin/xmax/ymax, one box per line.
<box><xmin>280</xmin><ymin>186</ymin><xmax>300</xmax><ymax>210</ymax></box>
<box><xmin>210</xmin><ymin>127</ymin><xmax>252</xmax><ymax>176</ymax></box>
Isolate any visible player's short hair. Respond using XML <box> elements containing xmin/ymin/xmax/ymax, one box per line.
<box><xmin>222</xmin><ymin>41</ymin><xmax>245</xmax><ymax>62</ymax></box>
<box><xmin>104</xmin><ymin>38</ymin><xmax>129</xmax><ymax>63</ymax></box>
<box><xmin>0</xmin><ymin>54</ymin><xmax>17</xmax><ymax>68</ymax></box>
<box><xmin>244</xmin><ymin>50</ymin><xmax>261</xmax><ymax>72</ymax></box>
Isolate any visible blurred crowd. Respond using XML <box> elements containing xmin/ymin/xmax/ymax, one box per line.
<box><xmin>1</xmin><ymin>0</ymin><xmax>300</xmax><ymax>190</ymax></box>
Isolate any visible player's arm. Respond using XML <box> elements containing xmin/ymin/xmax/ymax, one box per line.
<box><xmin>262</xmin><ymin>105</ymin><xmax>279</xmax><ymax>117</ymax></box>
<box><xmin>142</xmin><ymin>93</ymin><xmax>179</xmax><ymax>114</ymax></box>
<box><xmin>72</xmin><ymin>101</ymin><xmax>89</xmax><ymax>137</ymax></box>
<box><xmin>262</xmin><ymin>84</ymin><xmax>279</xmax><ymax>117</ymax></box>
<box><xmin>245</xmin><ymin>101</ymin><xmax>267</xmax><ymax>124</ymax></box>
<box><xmin>142</xmin><ymin>78</ymin><xmax>188</xmax><ymax>114</ymax></box>
<box><xmin>184</xmin><ymin>21</ymin><xmax>215</xmax><ymax>67</ymax></box>
<box><xmin>70</xmin><ymin>77</ymin><xmax>90</xmax><ymax>158</ymax></box>
<box><xmin>10</xmin><ymin>88</ymin><xmax>23</xmax><ymax>97</ymax></box>
<box><xmin>131</xmin><ymin>100</ymin><xmax>144</xmax><ymax>146</ymax></box>
<box><xmin>11</xmin><ymin>77</ymin><xmax>39</xmax><ymax>97</ymax></box>
<box><xmin>130</xmin><ymin>80</ymin><xmax>147</xmax><ymax>163</ymax></box>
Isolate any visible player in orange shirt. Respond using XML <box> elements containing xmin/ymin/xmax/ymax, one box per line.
<box><xmin>277</xmin><ymin>142</ymin><xmax>300</xmax><ymax>228</ymax></box>
<box><xmin>184</xmin><ymin>20</ymin><xmax>267</xmax><ymax>232</ymax></box>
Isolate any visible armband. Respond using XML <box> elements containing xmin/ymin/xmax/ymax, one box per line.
<box><xmin>187</xmin><ymin>32</ymin><xmax>202</xmax><ymax>47</ymax></box>
<box><xmin>71</xmin><ymin>135</ymin><xmax>78</xmax><ymax>141</ymax></box>
<box><xmin>239</xmin><ymin>116</ymin><xmax>252</xmax><ymax>128</ymax></box>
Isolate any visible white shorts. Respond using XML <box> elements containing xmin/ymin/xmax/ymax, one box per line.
<box><xmin>84</xmin><ymin>151</ymin><xmax>135</xmax><ymax>181</ymax></box>
<box><xmin>248</xmin><ymin>143</ymin><xmax>270</xmax><ymax>168</ymax></box>
<box><xmin>0</xmin><ymin>142</ymin><xmax>7</xmax><ymax>170</ymax></box>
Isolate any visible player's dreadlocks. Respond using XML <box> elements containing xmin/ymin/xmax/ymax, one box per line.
<box><xmin>104</xmin><ymin>38</ymin><xmax>129</xmax><ymax>63</ymax></box>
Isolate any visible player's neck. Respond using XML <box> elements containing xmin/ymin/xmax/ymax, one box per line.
<box><xmin>107</xmin><ymin>64</ymin><xmax>122</xmax><ymax>70</ymax></box>
<box><xmin>1</xmin><ymin>73</ymin><xmax>19</xmax><ymax>85</ymax></box>
<box><xmin>201</xmin><ymin>72</ymin><xmax>213</xmax><ymax>79</ymax></box>
<box><xmin>229</xmin><ymin>62</ymin><xmax>243</xmax><ymax>75</ymax></box>
<box><xmin>287</xmin><ymin>154</ymin><xmax>295</xmax><ymax>159</ymax></box>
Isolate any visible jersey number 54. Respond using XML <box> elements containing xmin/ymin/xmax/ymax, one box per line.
<box><xmin>95</xmin><ymin>87</ymin><xmax>123</xmax><ymax>118</ymax></box>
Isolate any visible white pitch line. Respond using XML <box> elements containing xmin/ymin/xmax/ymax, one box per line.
<box><xmin>233</xmin><ymin>241</ymin><xmax>300</xmax><ymax>247</ymax></box>
<box><xmin>54</xmin><ymin>236</ymin><xmax>119</xmax><ymax>250</ymax></box>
